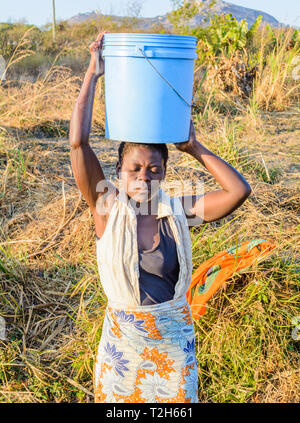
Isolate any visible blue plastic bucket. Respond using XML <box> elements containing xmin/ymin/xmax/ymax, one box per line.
<box><xmin>102</xmin><ymin>33</ymin><xmax>197</xmax><ymax>144</ymax></box>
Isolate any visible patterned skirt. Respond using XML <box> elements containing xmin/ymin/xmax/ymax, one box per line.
<box><xmin>93</xmin><ymin>295</ymin><xmax>199</xmax><ymax>403</ymax></box>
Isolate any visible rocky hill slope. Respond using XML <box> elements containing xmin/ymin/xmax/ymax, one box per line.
<box><xmin>68</xmin><ymin>0</ymin><xmax>281</xmax><ymax>29</ymax></box>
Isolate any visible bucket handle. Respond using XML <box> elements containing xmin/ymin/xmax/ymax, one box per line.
<box><xmin>137</xmin><ymin>47</ymin><xmax>195</xmax><ymax>108</ymax></box>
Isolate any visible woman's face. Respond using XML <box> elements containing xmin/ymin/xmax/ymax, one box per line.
<box><xmin>116</xmin><ymin>146</ymin><xmax>166</xmax><ymax>203</ymax></box>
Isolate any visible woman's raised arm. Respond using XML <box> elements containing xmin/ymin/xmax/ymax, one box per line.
<box><xmin>174</xmin><ymin>120</ymin><xmax>252</xmax><ymax>224</ymax></box>
<box><xmin>69</xmin><ymin>31</ymin><xmax>110</xmax><ymax>214</ymax></box>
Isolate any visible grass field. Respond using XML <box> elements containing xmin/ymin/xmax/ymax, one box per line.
<box><xmin>0</xmin><ymin>18</ymin><xmax>299</xmax><ymax>403</ymax></box>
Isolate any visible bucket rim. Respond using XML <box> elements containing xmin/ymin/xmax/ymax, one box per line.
<box><xmin>103</xmin><ymin>33</ymin><xmax>197</xmax><ymax>41</ymax></box>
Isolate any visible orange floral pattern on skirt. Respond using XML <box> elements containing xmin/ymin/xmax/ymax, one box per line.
<box><xmin>94</xmin><ymin>297</ymin><xmax>198</xmax><ymax>403</ymax></box>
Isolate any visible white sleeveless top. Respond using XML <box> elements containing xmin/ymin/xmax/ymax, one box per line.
<box><xmin>95</xmin><ymin>187</ymin><xmax>193</xmax><ymax>308</ymax></box>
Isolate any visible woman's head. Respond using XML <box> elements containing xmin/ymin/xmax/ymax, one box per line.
<box><xmin>116</xmin><ymin>142</ymin><xmax>168</xmax><ymax>203</ymax></box>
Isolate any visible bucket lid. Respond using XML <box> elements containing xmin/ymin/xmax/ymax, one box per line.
<box><xmin>103</xmin><ymin>33</ymin><xmax>197</xmax><ymax>47</ymax></box>
<box><xmin>103</xmin><ymin>33</ymin><xmax>197</xmax><ymax>59</ymax></box>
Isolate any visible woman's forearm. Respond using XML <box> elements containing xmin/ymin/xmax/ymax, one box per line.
<box><xmin>187</xmin><ymin>141</ymin><xmax>251</xmax><ymax>197</ymax></box>
<box><xmin>69</xmin><ymin>67</ymin><xmax>100</xmax><ymax>147</ymax></box>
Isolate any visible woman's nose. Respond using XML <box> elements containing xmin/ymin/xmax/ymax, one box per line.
<box><xmin>137</xmin><ymin>169</ymin><xmax>151</xmax><ymax>181</ymax></box>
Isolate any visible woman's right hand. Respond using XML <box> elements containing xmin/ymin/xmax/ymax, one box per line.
<box><xmin>88</xmin><ymin>31</ymin><xmax>107</xmax><ymax>78</ymax></box>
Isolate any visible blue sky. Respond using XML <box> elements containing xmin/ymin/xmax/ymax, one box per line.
<box><xmin>1</xmin><ymin>0</ymin><xmax>299</xmax><ymax>27</ymax></box>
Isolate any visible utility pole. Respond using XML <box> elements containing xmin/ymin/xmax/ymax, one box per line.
<box><xmin>52</xmin><ymin>0</ymin><xmax>56</xmax><ymax>43</ymax></box>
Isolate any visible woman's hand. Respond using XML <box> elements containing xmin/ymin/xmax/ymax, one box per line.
<box><xmin>88</xmin><ymin>31</ymin><xmax>107</xmax><ymax>78</ymax></box>
<box><xmin>174</xmin><ymin>119</ymin><xmax>198</xmax><ymax>153</ymax></box>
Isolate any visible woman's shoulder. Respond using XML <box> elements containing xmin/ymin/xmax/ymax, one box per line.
<box><xmin>94</xmin><ymin>181</ymin><xmax>120</xmax><ymax>240</ymax></box>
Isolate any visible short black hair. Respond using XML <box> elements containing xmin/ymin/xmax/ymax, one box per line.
<box><xmin>117</xmin><ymin>142</ymin><xmax>168</xmax><ymax>170</ymax></box>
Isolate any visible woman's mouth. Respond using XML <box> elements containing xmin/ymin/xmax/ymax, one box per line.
<box><xmin>135</xmin><ymin>188</ymin><xmax>149</xmax><ymax>192</ymax></box>
<box><xmin>134</xmin><ymin>185</ymin><xmax>150</xmax><ymax>192</ymax></box>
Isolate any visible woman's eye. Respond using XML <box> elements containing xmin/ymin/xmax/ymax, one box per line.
<box><xmin>130</xmin><ymin>167</ymin><xmax>160</xmax><ymax>173</ymax></box>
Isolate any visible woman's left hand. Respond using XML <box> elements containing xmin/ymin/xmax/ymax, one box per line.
<box><xmin>88</xmin><ymin>31</ymin><xmax>107</xmax><ymax>77</ymax></box>
<box><xmin>174</xmin><ymin>119</ymin><xmax>198</xmax><ymax>153</ymax></box>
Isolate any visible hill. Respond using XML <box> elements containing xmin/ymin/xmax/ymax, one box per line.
<box><xmin>68</xmin><ymin>0</ymin><xmax>281</xmax><ymax>29</ymax></box>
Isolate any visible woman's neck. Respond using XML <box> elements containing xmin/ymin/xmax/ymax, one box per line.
<box><xmin>127</xmin><ymin>190</ymin><xmax>159</xmax><ymax>217</ymax></box>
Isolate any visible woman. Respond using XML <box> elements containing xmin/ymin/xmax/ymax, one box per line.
<box><xmin>69</xmin><ymin>31</ymin><xmax>251</xmax><ymax>403</ymax></box>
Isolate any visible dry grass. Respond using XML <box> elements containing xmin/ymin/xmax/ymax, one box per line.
<box><xmin>252</xmin><ymin>27</ymin><xmax>300</xmax><ymax>111</ymax></box>
<box><xmin>0</xmin><ymin>98</ymin><xmax>299</xmax><ymax>402</ymax></box>
<box><xmin>202</xmin><ymin>51</ymin><xmax>257</xmax><ymax>99</ymax></box>
<box><xmin>0</xmin><ymin>66</ymin><xmax>105</xmax><ymax>137</ymax></box>
<box><xmin>196</xmin><ymin>27</ymin><xmax>300</xmax><ymax>117</ymax></box>
<box><xmin>0</xmin><ymin>27</ymin><xmax>299</xmax><ymax>402</ymax></box>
